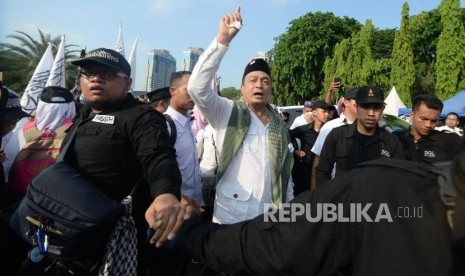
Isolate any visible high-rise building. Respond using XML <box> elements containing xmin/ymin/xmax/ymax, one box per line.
<box><xmin>182</xmin><ymin>47</ymin><xmax>204</xmax><ymax>72</ymax></box>
<box><xmin>144</xmin><ymin>49</ymin><xmax>176</xmax><ymax>92</ymax></box>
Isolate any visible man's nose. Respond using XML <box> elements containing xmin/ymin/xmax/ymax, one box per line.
<box><xmin>367</xmin><ymin>107</ymin><xmax>375</xmax><ymax>115</ymax></box>
<box><xmin>425</xmin><ymin>120</ymin><xmax>434</xmax><ymax>128</ymax></box>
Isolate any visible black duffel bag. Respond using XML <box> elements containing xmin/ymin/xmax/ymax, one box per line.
<box><xmin>10</xmin><ymin>161</ymin><xmax>124</xmax><ymax>261</ymax></box>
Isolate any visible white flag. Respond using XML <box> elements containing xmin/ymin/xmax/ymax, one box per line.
<box><xmin>46</xmin><ymin>35</ymin><xmax>66</xmax><ymax>88</ymax></box>
<box><xmin>128</xmin><ymin>34</ymin><xmax>139</xmax><ymax>90</ymax></box>
<box><xmin>21</xmin><ymin>43</ymin><xmax>54</xmax><ymax>113</ymax></box>
<box><xmin>115</xmin><ymin>22</ymin><xmax>125</xmax><ymax>57</ymax></box>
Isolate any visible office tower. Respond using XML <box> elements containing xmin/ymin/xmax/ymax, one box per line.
<box><xmin>144</xmin><ymin>49</ymin><xmax>176</xmax><ymax>91</ymax></box>
<box><xmin>182</xmin><ymin>47</ymin><xmax>204</xmax><ymax>72</ymax></box>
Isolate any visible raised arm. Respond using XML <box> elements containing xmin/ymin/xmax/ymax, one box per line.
<box><xmin>187</xmin><ymin>7</ymin><xmax>243</xmax><ymax>129</ymax></box>
<box><xmin>216</xmin><ymin>6</ymin><xmax>242</xmax><ymax>46</ymax></box>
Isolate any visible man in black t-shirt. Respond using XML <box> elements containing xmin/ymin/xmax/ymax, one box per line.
<box><xmin>394</xmin><ymin>95</ymin><xmax>463</xmax><ymax>163</ymax></box>
<box><xmin>16</xmin><ymin>48</ymin><xmax>193</xmax><ymax>276</ymax></box>
<box><xmin>289</xmin><ymin>101</ymin><xmax>330</xmax><ymax>195</ymax></box>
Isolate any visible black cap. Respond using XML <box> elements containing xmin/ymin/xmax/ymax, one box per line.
<box><xmin>147</xmin><ymin>87</ymin><xmax>171</xmax><ymax>103</ymax></box>
<box><xmin>344</xmin><ymin>88</ymin><xmax>358</xmax><ymax>100</ymax></box>
<box><xmin>356</xmin><ymin>86</ymin><xmax>384</xmax><ymax>105</ymax></box>
<box><xmin>242</xmin><ymin>58</ymin><xmax>271</xmax><ymax>81</ymax></box>
<box><xmin>71</xmin><ymin>48</ymin><xmax>131</xmax><ymax>76</ymax></box>
<box><xmin>40</xmin><ymin>86</ymin><xmax>73</xmax><ymax>103</ymax></box>
<box><xmin>5</xmin><ymin>92</ymin><xmax>29</xmax><ymax>120</ymax></box>
<box><xmin>311</xmin><ymin>100</ymin><xmax>331</xmax><ymax>110</ymax></box>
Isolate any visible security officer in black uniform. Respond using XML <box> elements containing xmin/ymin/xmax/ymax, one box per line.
<box><xmin>316</xmin><ymin>86</ymin><xmax>404</xmax><ymax>184</ymax></box>
<box><xmin>394</xmin><ymin>94</ymin><xmax>463</xmax><ymax>163</ymax></box>
<box><xmin>71</xmin><ymin>49</ymin><xmax>201</xmax><ymax>275</ymax></box>
<box><xmin>16</xmin><ymin>48</ymin><xmax>195</xmax><ymax>275</ymax></box>
<box><xmin>289</xmin><ymin>101</ymin><xmax>331</xmax><ymax>196</ymax></box>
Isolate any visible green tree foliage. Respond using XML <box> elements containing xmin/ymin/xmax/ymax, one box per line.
<box><xmin>390</xmin><ymin>3</ymin><xmax>416</xmax><ymax>106</ymax></box>
<box><xmin>410</xmin><ymin>10</ymin><xmax>441</xmax><ymax>76</ymax></box>
<box><xmin>370</xmin><ymin>29</ymin><xmax>395</xmax><ymax>92</ymax></box>
<box><xmin>370</xmin><ymin>58</ymin><xmax>392</xmax><ymax>90</ymax></box>
<box><xmin>0</xmin><ymin>29</ymin><xmax>80</xmax><ymax>93</ymax></box>
<box><xmin>344</xmin><ymin>20</ymin><xmax>376</xmax><ymax>87</ymax></box>
<box><xmin>409</xmin><ymin>10</ymin><xmax>441</xmax><ymax>96</ymax></box>
<box><xmin>323</xmin><ymin>39</ymin><xmax>351</xmax><ymax>102</ymax></box>
<box><xmin>270</xmin><ymin>12</ymin><xmax>361</xmax><ymax>106</ymax></box>
<box><xmin>323</xmin><ymin>25</ymin><xmax>394</xmax><ymax>102</ymax></box>
<box><xmin>220</xmin><ymin>86</ymin><xmax>241</xmax><ymax>100</ymax></box>
<box><xmin>435</xmin><ymin>0</ymin><xmax>465</xmax><ymax>100</ymax></box>
<box><xmin>371</xmin><ymin>28</ymin><xmax>396</xmax><ymax>60</ymax></box>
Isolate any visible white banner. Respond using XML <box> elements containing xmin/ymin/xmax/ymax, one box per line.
<box><xmin>21</xmin><ymin>44</ymin><xmax>54</xmax><ymax>113</ymax></box>
<box><xmin>128</xmin><ymin>34</ymin><xmax>139</xmax><ymax>90</ymax></box>
<box><xmin>46</xmin><ymin>35</ymin><xmax>66</xmax><ymax>88</ymax></box>
<box><xmin>115</xmin><ymin>22</ymin><xmax>125</xmax><ymax>57</ymax></box>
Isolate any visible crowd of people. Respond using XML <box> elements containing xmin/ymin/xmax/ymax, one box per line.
<box><xmin>0</xmin><ymin>6</ymin><xmax>464</xmax><ymax>276</ymax></box>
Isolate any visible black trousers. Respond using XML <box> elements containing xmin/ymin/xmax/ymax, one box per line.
<box><xmin>291</xmin><ymin>160</ymin><xmax>312</xmax><ymax>196</ymax></box>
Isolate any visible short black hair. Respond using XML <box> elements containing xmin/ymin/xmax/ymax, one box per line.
<box><xmin>328</xmin><ymin>105</ymin><xmax>337</xmax><ymax>112</ymax></box>
<box><xmin>446</xmin><ymin>112</ymin><xmax>459</xmax><ymax>119</ymax></box>
<box><xmin>412</xmin><ymin>94</ymin><xmax>443</xmax><ymax>112</ymax></box>
<box><xmin>170</xmin><ymin>71</ymin><xmax>191</xmax><ymax>86</ymax></box>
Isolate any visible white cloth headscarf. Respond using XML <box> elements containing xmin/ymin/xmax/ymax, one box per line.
<box><xmin>35</xmin><ymin>100</ymin><xmax>76</xmax><ymax>132</ymax></box>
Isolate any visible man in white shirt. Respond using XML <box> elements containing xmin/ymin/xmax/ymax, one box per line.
<box><xmin>310</xmin><ymin>88</ymin><xmax>358</xmax><ymax>188</ymax></box>
<box><xmin>436</xmin><ymin>112</ymin><xmax>463</xmax><ymax>137</ymax></box>
<box><xmin>187</xmin><ymin>7</ymin><xmax>294</xmax><ymax>224</ymax></box>
<box><xmin>289</xmin><ymin>101</ymin><xmax>314</xmax><ymax>130</ymax></box>
<box><xmin>165</xmin><ymin>71</ymin><xmax>203</xmax><ymax>204</ymax></box>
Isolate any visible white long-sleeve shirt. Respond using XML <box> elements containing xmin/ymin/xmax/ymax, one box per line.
<box><xmin>188</xmin><ymin>38</ymin><xmax>294</xmax><ymax>224</ymax></box>
<box><xmin>435</xmin><ymin>125</ymin><xmax>463</xmax><ymax>137</ymax></box>
<box><xmin>289</xmin><ymin>113</ymin><xmax>310</xmax><ymax>130</ymax></box>
<box><xmin>311</xmin><ymin>113</ymin><xmax>351</xmax><ymax>156</ymax></box>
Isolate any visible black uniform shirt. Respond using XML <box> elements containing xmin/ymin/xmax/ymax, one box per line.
<box><xmin>64</xmin><ymin>94</ymin><xmax>181</xmax><ymax>201</ymax></box>
<box><xmin>61</xmin><ymin>94</ymin><xmax>181</xmax><ymax>275</ymax></box>
<box><xmin>394</xmin><ymin>128</ymin><xmax>463</xmax><ymax>163</ymax></box>
<box><xmin>289</xmin><ymin>122</ymin><xmax>319</xmax><ymax>164</ymax></box>
<box><xmin>316</xmin><ymin>122</ymin><xmax>405</xmax><ymax>184</ymax></box>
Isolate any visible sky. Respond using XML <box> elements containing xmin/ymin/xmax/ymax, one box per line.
<box><xmin>1</xmin><ymin>0</ymin><xmax>463</xmax><ymax>91</ymax></box>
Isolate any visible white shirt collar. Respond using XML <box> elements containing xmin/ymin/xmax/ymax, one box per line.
<box><xmin>165</xmin><ymin>106</ymin><xmax>193</xmax><ymax>127</ymax></box>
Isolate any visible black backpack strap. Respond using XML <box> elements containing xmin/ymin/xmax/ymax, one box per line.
<box><xmin>163</xmin><ymin>114</ymin><xmax>177</xmax><ymax>146</ymax></box>
<box><xmin>56</xmin><ymin>120</ymin><xmax>80</xmax><ymax>162</ymax></box>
